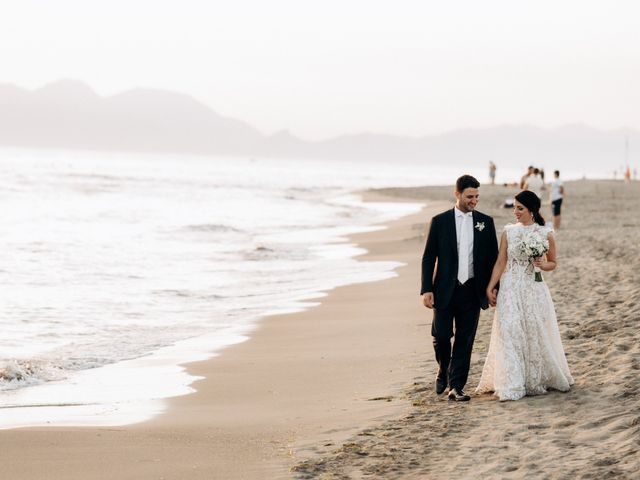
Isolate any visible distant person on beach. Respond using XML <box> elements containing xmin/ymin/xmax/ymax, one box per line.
<box><xmin>520</xmin><ymin>166</ymin><xmax>534</xmax><ymax>189</ymax></box>
<box><xmin>625</xmin><ymin>166</ymin><xmax>632</xmax><ymax>183</ymax></box>
<box><xmin>550</xmin><ymin>170</ymin><xmax>564</xmax><ymax>229</ymax></box>
<box><xmin>524</xmin><ymin>168</ymin><xmax>544</xmax><ymax>199</ymax></box>
<box><xmin>420</xmin><ymin>175</ymin><xmax>499</xmax><ymax>401</ymax></box>
<box><xmin>489</xmin><ymin>161</ymin><xmax>497</xmax><ymax>185</ymax></box>
<box><xmin>476</xmin><ymin>190</ymin><xmax>574</xmax><ymax>401</ymax></box>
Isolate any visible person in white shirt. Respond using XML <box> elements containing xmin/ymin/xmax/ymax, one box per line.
<box><xmin>420</xmin><ymin>175</ymin><xmax>499</xmax><ymax>401</ymax></box>
<box><xmin>524</xmin><ymin>168</ymin><xmax>544</xmax><ymax>199</ymax></box>
<box><xmin>550</xmin><ymin>170</ymin><xmax>564</xmax><ymax>229</ymax></box>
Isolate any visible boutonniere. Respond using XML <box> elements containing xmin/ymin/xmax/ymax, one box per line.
<box><xmin>475</xmin><ymin>221</ymin><xmax>485</xmax><ymax>232</ymax></box>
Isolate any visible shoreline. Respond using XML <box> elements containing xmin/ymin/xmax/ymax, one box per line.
<box><xmin>0</xmin><ymin>191</ymin><xmax>421</xmax><ymax>430</ymax></box>
<box><xmin>3</xmin><ymin>180</ymin><xmax>637</xmax><ymax>479</ymax></box>
<box><xmin>0</xmin><ymin>189</ymin><xmax>447</xmax><ymax>479</ymax></box>
<box><xmin>293</xmin><ymin>180</ymin><xmax>640</xmax><ymax>479</ymax></box>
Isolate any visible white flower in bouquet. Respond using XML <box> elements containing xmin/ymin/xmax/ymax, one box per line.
<box><xmin>519</xmin><ymin>231</ymin><xmax>549</xmax><ymax>282</ymax></box>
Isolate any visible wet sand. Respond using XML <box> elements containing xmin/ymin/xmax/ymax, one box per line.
<box><xmin>1</xmin><ymin>180</ymin><xmax>638</xmax><ymax>480</ymax></box>
<box><xmin>0</xmin><ymin>191</ymin><xmax>449</xmax><ymax>479</ymax></box>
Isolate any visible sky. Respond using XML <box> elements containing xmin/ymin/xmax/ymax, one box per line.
<box><xmin>1</xmin><ymin>0</ymin><xmax>639</xmax><ymax>140</ymax></box>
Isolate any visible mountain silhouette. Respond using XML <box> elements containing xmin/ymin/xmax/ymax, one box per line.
<box><xmin>0</xmin><ymin>80</ymin><xmax>636</xmax><ymax>174</ymax></box>
<box><xmin>0</xmin><ymin>80</ymin><xmax>263</xmax><ymax>154</ymax></box>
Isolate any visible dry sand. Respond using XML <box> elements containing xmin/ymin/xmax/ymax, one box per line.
<box><xmin>293</xmin><ymin>180</ymin><xmax>640</xmax><ymax>479</ymax></box>
<box><xmin>1</xmin><ymin>180</ymin><xmax>638</xmax><ymax>480</ymax></box>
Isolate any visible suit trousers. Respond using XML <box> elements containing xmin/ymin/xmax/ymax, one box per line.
<box><xmin>431</xmin><ymin>279</ymin><xmax>481</xmax><ymax>390</ymax></box>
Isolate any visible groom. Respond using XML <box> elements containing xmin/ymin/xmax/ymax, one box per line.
<box><xmin>420</xmin><ymin>175</ymin><xmax>498</xmax><ymax>401</ymax></box>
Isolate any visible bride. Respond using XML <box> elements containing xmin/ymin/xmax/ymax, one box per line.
<box><xmin>476</xmin><ymin>190</ymin><xmax>574</xmax><ymax>401</ymax></box>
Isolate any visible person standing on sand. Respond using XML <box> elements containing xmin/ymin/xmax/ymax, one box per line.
<box><xmin>476</xmin><ymin>191</ymin><xmax>574</xmax><ymax>401</ymax></box>
<box><xmin>524</xmin><ymin>168</ymin><xmax>544</xmax><ymax>199</ymax></box>
<box><xmin>489</xmin><ymin>161</ymin><xmax>497</xmax><ymax>185</ymax></box>
<box><xmin>550</xmin><ymin>170</ymin><xmax>564</xmax><ymax>229</ymax></box>
<box><xmin>520</xmin><ymin>166</ymin><xmax>534</xmax><ymax>189</ymax></box>
<box><xmin>420</xmin><ymin>175</ymin><xmax>499</xmax><ymax>401</ymax></box>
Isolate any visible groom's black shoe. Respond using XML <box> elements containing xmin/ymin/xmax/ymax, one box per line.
<box><xmin>448</xmin><ymin>388</ymin><xmax>471</xmax><ymax>402</ymax></box>
<box><xmin>435</xmin><ymin>376</ymin><xmax>448</xmax><ymax>395</ymax></box>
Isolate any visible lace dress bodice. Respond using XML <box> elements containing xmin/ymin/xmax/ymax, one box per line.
<box><xmin>506</xmin><ymin>222</ymin><xmax>545</xmax><ymax>269</ymax></box>
<box><xmin>476</xmin><ymin>223</ymin><xmax>574</xmax><ymax>401</ymax></box>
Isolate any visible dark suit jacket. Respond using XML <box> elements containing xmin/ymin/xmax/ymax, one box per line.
<box><xmin>420</xmin><ymin>208</ymin><xmax>499</xmax><ymax>310</ymax></box>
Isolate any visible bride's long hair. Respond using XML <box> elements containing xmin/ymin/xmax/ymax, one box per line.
<box><xmin>515</xmin><ymin>190</ymin><xmax>545</xmax><ymax>226</ymax></box>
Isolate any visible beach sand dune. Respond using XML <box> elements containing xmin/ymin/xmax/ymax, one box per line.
<box><xmin>293</xmin><ymin>180</ymin><xmax>640</xmax><ymax>479</ymax></box>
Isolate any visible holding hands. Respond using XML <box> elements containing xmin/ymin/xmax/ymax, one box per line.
<box><xmin>487</xmin><ymin>287</ymin><xmax>498</xmax><ymax>307</ymax></box>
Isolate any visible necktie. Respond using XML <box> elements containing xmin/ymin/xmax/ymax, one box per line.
<box><xmin>458</xmin><ymin>213</ymin><xmax>471</xmax><ymax>284</ymax></box>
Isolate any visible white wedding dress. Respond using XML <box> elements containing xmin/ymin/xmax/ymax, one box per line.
<box><xmin>476</xmin><ymin>223</ymin><xmax>574</xmax><ymax>401</ymax></box>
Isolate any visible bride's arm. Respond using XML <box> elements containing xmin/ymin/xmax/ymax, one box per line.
<box><xmin>486</xmin><ymin>231</ymin><xmax>508</xmax><ymax>306</ymax></box>
<box><xmin>534</xmin><ymin>232</ymin><xmax>557</xmax><ymax>272</ymax></box>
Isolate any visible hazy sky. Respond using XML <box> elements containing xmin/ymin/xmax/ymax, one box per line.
<box><xmin>1</xmin><ymin>1</ymin><xmax>638</xmax><ymax>139</ymax></box>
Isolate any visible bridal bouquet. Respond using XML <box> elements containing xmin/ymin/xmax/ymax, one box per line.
<box><xmin>519</xmin><ymin>232</ymin><xmax>549</xmax><ymax>282</ymax></box>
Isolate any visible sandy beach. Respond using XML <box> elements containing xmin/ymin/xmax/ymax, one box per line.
<box><xmin>1</xmin><ymin>180</ymin><xmax>639</xmax><ymax>479</ymax></box>
<box><xmin>293</xmin><ymin>180</ymin><xmax>640</xmax><ymax>479</ymax></box>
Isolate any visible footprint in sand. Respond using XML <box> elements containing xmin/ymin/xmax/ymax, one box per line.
<box><xmin>527</xmin><ymin>423</ymin><xmax>550</xmax><ymax>430</ymax></box>
<box><xmin>553</xmin><ymin>419</ymin><xmax>576</xmax><ymax>428</ymax></box>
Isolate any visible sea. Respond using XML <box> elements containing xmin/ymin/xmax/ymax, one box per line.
<box><xmin>0</xmin><ymin>148</ymin><xmax>520</xmax><ymax>428</ymax></box>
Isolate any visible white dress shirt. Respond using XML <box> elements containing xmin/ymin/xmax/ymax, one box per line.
<box><xmin>525</xmin><ymin>174</ymin><xmax>544</xmax><ymax>199</ymax></box>
<box><xmin>455</xmin><ymin>207</ymin><xmax>474</xmax><ymax>282</ymax></box>
<box><xmin>550</xmin><ymin>179</ymin><xmax>563</xmax><ymax>202</ymax></box>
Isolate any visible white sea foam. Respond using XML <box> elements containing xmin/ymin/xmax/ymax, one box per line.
<box><xmin>0</xmin><ymin>148</ymin><xmax>439</xmax><ymax>428</ymax></box>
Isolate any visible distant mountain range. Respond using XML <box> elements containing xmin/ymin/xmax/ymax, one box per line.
<box><xmin>0</xmin><ymin>79</ymin><xmax>637</xmax><ymax>173</ymax></box>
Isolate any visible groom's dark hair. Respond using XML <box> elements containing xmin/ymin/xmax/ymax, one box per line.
<box><xmin>456</xmin><ymin>175</ymin><xmax>480</xmax><ymax>193</ymax></box>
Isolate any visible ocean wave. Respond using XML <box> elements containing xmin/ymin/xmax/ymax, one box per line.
<box><xmin>243</xmin><ymin>243</ymin><xmax>302</xmax><ymax>262</ymax></box>
<box><xmin>0</xmin><ymin>359</ymin><xmax>65</xmax><ymax>391</ymax></box>
<box><xmin>152</xmin><ymin>289</ymin><xmax>195</xmax><ymax>298</ymax></box>
<box><xmin>185</xmin><ymin>224</ymin><xmax>244</xmax><ymax>233</ymax></box>
<box><xmin>62</xmin><ymin>173</ymin><xmax>133</xmax><ymax>181</ymax></box>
